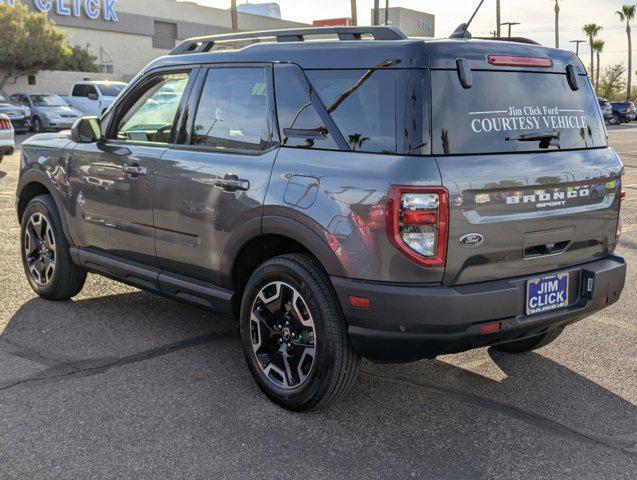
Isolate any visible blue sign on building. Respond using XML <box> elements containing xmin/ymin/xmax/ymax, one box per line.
<box><xmin>0</xmin><ymin>0</ymin><xmax>118</xmax><ymax>22</ymax></box>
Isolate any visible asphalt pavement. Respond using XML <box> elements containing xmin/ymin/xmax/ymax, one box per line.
<box><xmin>0</xmin><ymin>129</ymin><xmax>635</xmax><ymax>479</ymax></box>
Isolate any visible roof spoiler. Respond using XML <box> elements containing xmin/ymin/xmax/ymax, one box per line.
<box><xmin>170</xmin><ymin>26</ymin><xmax>408</xmax><ymax>55</ymax></box>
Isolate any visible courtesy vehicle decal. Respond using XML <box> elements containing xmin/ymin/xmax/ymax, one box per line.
<box><xmin>469</xmin><ymin>106</ymin><xmax>588</xmax><ymax>133</ymax></box>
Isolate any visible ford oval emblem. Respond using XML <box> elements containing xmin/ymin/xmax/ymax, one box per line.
<box><xmin>459</xmin><ymin>233</ymin><xmax>484</xmax><ymax>247</ymax></box>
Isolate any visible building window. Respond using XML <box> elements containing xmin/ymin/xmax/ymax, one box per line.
<box><xmin>153</xmin><ymin>21</ymin><xmax>177</xmax><ymax>50</ymax></box>
<box><xmin>100</xmin><ymin>65</ymin><xmax>114</xmax><ymax>74</ymax></box>
<box><xmin>28</xmin><ymin>75</ymin><xmax>36</xmax><ymax>85</ymax></box>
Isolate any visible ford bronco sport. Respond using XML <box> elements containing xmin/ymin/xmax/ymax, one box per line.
<box><xmin>16</xmin><ymin>27</ymin><xmax>626</xmax><ymax>411</ymax></box>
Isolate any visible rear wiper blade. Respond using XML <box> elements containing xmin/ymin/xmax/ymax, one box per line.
<box><xmin>506</xmin><ymin>131</ymin><xmax>559</xmax><ymax>142</ymax></box>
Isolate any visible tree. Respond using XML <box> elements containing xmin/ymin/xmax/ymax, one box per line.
<box><xmin>552</xmin><ymin>0</ymin><xmax>561</xmax><ymax>48</ymax></box>
<box><xmin>61</xmin><ymin>45</ymin><xmax>99</xmax><ymax>73</ymax></box>
<box><xmin>616</xmin><ymin>5</ymin><xmax>636</xmax><ymax>101</ymax></box>
<box><xmin>0</xmin><ymin>3</ymin><xmax>70</xmax><ymax>89</ymax></box>
<box><xmin>592</xmin><ymin>39</ymin><xmax>605</xmax><ymax>94</ymax></box>
<box><xmin>583</xmin><ymin>24</ymin><xmax>603</xmax><ymax>79</ymax></box>
<box><xmin>350</xmin><ymin>0</ymin><xmax>357</xmax><ymax>26</ymax></box>
<box><xmin>599</xmin><ymin>64</ymin><xmax>626</xmax><ymax>101</ymax></box>
<box><xmin>230</xmin><ymin>0</ymin><xmax>238</xmax><ymax>32</ymax></box>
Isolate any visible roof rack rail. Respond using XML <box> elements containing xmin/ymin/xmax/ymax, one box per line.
<box><xmin>473</xmin><ymin>36</ymin><xmax>541</xmax><ymax>46</ymax></box>
<box><xmin>170</xmin><ymin>26</ymin><xmax>408</xmax><ymax>55</ymax></box>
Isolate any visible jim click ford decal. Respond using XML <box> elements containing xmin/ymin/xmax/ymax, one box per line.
<box><xmin>470</xmin><ymin>105</ymin><xmax>588</xmax><ymax>134</ymax></box>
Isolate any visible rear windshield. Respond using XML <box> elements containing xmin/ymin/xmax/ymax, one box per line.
<box><xmin>431</xmin><ymin>71</ymin><xmax>607</xmax><ymax>155</ymax></box>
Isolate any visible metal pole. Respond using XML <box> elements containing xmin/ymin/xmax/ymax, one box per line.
<box><xmin>350</xmin><ymin>0</ymin><xmax>357</xmax><ymax>26</ymax></box>
<box><xmin>570</xmin><ymin>40</ymin><xmax>586</xmax><ymax>56</ymax></box>
<box><xmin>373</xmin><ymin>0</ymin><xmax>379</xmax><ymax>26</ymax></box>
<box><xmin>500</xmin><ymin>22</ymin><xmax>520</xmax><ymax>38</ymax></box>
<box><xmin>385</xmin><ymin>0</ymin><xmax>389</xmax><ymax>25</ymax></box>
<box><xmin>496</xmin><ymin>0</ymin><xmax>501</xmax><ymax>38</ymax></box>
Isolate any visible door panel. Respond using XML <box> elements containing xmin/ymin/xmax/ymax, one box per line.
<box><xmin>154</xmin><ymin>65</ymin><xmax>279</xmax><ymax>287</ymax></box>
<box><xmin>154</xmin><ymin>148</ymin><xmax>278</xmax><ymax>285</ymax></box>
<box><xmin>69</xmin><ymin>143</ymin><xmax>162</xmax><ymax>266</ymax></box>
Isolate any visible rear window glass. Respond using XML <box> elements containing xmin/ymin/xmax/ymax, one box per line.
<box><xmin>307</xmin><ymin>70</ymin><xmax>396</xmax><ymax>154</ymax></box>
<box><xmin>431</xmin><ymin>71</ymin><xmax>607</xmax><ymax>155</ymax></box>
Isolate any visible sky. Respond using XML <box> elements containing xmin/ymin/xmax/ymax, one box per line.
<box><xmin>191</xmin><ymin>0</ymin><xmax>636</xmax><ymax>72</ymax></box>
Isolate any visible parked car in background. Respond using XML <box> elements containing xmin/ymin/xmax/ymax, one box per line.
<box><xmin>0</xmin><ymin>90</ymin><xmax>31</xmax><ymax>133</ymax></box>
<box><xmin>12</xmin><ymin>93</ymin><xmax>82</xmax><ymax>133</ymax></box>
<box><xmin>598</xmin><ymin>98</ymin><xmax>614</xmax><ymax>123</ymax></box>
<box><xmin>64</xmin><ymin>81</ymin><xmax>127</xmax><ymax>116</ymax></box>
<box><xmin>0</xmin><ymin>114</ymin><xmax>15</xmax><ymax>164</ymax></box>
<box><xmin>610</xmin><ymin>101</ymin><xmax>636</xmax><ymax>125</ymax></box>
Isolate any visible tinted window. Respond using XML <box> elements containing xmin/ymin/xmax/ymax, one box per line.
<box><xmin>72</xmin><ymin>85</ymin><xmax>87</xmax><ymax>97</ymax></box>
<box><xmin>307</xmin><ymin>70</ymin><xmax>396</xmax><ymax>153</ymax></box>
<box><xmin>274</xmin><ymin>65</ymin><xmax>338</xmax><ymax>150</ymax></box>
<box><xmin>117</xmin><ymin>72</ymin><xmax>189</xmax><ymax>143</ymax></box>
<box><xmin>431</xmin><ymin>71</ymin><xmax>606</xmax><ymax>155</ymax></box>
<box><xmin>191</xmin><ymin>68</ymin><xmax>273</xmax><ymax>151</ymax></box>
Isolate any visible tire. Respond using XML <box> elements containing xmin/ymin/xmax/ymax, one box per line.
<box><xmin>492</xmin><ymin>327</ymin><xmax>564</xmax><ymax>354</ymax></box>
<box><xmin>609</xmin><ymin>114</ymin><xmax>620</xmax><ymax>125</ymax></box>
<box><xmin>20</xmin><ymin>195</ymin><xmax>87</xmax><ymax>300</ymax></box>
<box><xmin>32</xmin><ymin>117</ymin><xmax>43</xmax><ymax>133</ymax></box>
<box><xmin>239</xmin><ymin>254</ymin><xmax>360</xmax><ymax>411</ymax></box>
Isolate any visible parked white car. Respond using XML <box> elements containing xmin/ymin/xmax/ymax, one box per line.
<box><xmin>64</xmin><ymin>81</ymin><xmax>127</xmax><ymax>116</ymax></box>
<box><xmin>0</xmin><ymin>114</ymin><xmax>15</xmax><ymax>164</ymax></box>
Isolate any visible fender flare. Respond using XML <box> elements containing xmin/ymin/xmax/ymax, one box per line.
<box><xmin>219</xmin><ymin>214</ymin><xmax>347</xmax><ymax>289</ymax></box>
<box><xmin>16</xmin><ymin>170</ymin><xmax>75</xmax><ymax>246</ymax></box>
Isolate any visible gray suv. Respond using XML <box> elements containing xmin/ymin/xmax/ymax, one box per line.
<box><xmin>15</xmin><ymin>27</ymin><xmax>627</xmax><ymax>411</ymax></box>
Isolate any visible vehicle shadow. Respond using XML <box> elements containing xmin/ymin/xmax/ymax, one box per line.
<box><xmin>0</xmin><ymin>170</ymin><xmax>6</xmax><ymax>180</ymax></box>
<box><xmin>1</xmin><ymin>291</ymin><xmax>635</xmax><ymax>477</ymax></box>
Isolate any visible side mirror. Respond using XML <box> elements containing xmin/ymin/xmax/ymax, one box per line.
<box><xmin>87</xmin><ymin>93</ymin><xmax>99</xmax><ymax>101</ymax></box>
<box><xmin>71</xmin><ymin>117</ymin><xmax>102</xmax><ymax>143</ymax></box>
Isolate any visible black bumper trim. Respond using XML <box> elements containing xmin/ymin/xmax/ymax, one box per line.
<box><xmin>332</xmin><ymin>256</ymin><xmax>626</xmax><ymax>362</ymax></box>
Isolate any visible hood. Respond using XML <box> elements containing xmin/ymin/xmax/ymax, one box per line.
<box><xmin>38</xmin><ymin>105</ymin><xmax>81</xmax><ymax>115</ymax></box>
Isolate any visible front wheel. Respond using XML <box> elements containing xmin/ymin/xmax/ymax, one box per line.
<box><xmin>20</xmin><ymin>195</ymin><xmax>87</xmax><ymax>300</ymax></box>
<box><xmin>609</xmin><ymin>114</ymin><xmax>620</xmax><ymax>125</ymax></box>
<box><xmin>32</xmin><ymin>117</ymin><xmax>43</xmax><ymax>133</ymax></box>
<box><xmin>491</xmin><ymin>327</ymin><xmax>564</xmax><ymax>354</ymax></box>
<box><xmin>239</xmin><ymin>254</ymin><xmax>360</xmax><ymax>411</ymax></box>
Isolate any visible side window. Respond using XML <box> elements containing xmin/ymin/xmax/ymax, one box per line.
<box><xmin>86</xmin><ymin>85</ymin><xmax>98</xmax><ymax>98</ymax></box>
<box><xmin>306</xmin><ymin>69</ymin><xmax>396</xmax><ymax>154</ymax></box>
<box><xmin>116</xmin><ymin>72</ymin><xmax>189</xmax><ymax>144</ymax></box>
<box><xmin>191</xmin><ymin>67</ymin><xmax>273</xmax><ymax>152</ymax></box>
<box><xmin>72</xmin><ymin>85</ymin><xmax>87</xmax><ymax>97</ymax></box>
<box><xmin>274</xmin><ymin>65</ymin><xmax>338</xmax><ymax>150</ymax></box>
<box><xmin>404</xmin><ymin>70</ymin><xmax>431</xmax><ymax>155</ymax></box>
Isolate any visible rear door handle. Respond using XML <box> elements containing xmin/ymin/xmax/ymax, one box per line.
<box><xmin>122</xmin><ymin>163</ymin><xmax>148</xmax><ymax>176</ymax></box>
<box><xmin>214</xmin><ymin>175</ymin><xmax>250</xmax><ymax>192</ymax></box>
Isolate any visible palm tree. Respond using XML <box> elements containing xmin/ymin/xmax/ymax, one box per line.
<box><xmin>350</xmin><ymin>0</ymin><xmax>357</xmax><ymax>26</ymax></box>
<box><xmin>230</xmin><ymin>0</ymin><xmax>238</xmax><ymax>32</ymax></box>
<box><xmin>496</xmin><ymin>0</ymin><xmax>501</xmax><ymax>37</ymax></box>
<box><xmin>552</xmin><ymin>1</ymin><xmax>561</xmax><ymax>48</ymax></box>
<box><xmin>617</xmin><ymin>5</ymin><xmax>636</xmax><ymax>101</ymax></box>
<box><xmin>592</xmin><ymin>39</ymin><xmax>605</xmax><ymax>94</ymax></box>
<box><xmin>583</xmin><ymin>24</ymin><xmax>603</xmax><ymax>79</ymax></box>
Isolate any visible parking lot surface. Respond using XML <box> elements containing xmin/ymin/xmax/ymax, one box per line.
<box><xmin>0</xmin><ymin>129</ymin><xmax>636</xmax><ymax>479</ymax></box>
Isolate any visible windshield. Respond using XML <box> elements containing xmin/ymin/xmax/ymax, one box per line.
<box><xmin>431</xmin><ymin>71</ymin><xmax>607</xmax><ymax>155</ymax></box>
<box><xmin>31</xmin><ymin>95</ymin><xmax>68</xmax><ymax>107</ymax></box>
<box><xmin>97</xmin><ymin>83</ymin><xmax>126</xmax><ymax>97</ymax></box>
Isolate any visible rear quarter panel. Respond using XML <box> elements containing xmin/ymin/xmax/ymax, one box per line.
<box><xmin>264</xmin><ymin>148</ymin><xmax>444</xmax><ymax>283</ymax></box>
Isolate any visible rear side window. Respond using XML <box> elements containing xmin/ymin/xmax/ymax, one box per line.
<box><xmin>191</xmin><ymin>67</ymin><xmax>273</xmax><ymax>152</ymax></box>
<box><xmin>431</xmin><ymin>71</ymin><xmax>607</xmax><ymax>155</ymax></box>
<box><xmin>307</xmin><ymin>70</ymin><xmax>396</xmax><ymax>154</ymax></box>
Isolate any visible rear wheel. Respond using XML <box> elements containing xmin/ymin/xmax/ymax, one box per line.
<box><xmin>20</xmin><ymin>195</ymin><xmax>86</xmax><ymax>300</ymax></box>
<box><xmin>492</xmin><ymin>327</ymin><xmax>564</xmax><ymax>354</ymax></box>
<box><xmin>239</xmin><ymin>254</ymin><xmax>360</xmax><ymax>411</ymax></box>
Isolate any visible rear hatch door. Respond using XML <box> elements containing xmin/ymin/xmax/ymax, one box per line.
<box><xmin>428</xmin><ymin>43</ymin><xmax>622</xmax><ymax>286</ymax></box>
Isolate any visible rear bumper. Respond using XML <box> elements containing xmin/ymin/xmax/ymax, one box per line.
<box><xmin>332</xmin><ymin>256</ymin><xmax>626</xmax><ymax>362</ymax></box>
<box><xmin>9</xmin><ymin>117</ymin><xmax>30</xmax><ymax>131</ymax></box>
<box><xmin>0</xmin><ymin>139</ymin><xmax>14</xmax><ymax>157</ymax></box>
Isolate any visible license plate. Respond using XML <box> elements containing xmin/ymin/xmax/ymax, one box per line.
<box><xmin>526</xmin><ymin>273</ymin><xmax>569</xmax><ymax>316</ymax></box>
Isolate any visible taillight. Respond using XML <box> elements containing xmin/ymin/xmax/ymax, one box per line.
<box><xmin>386</xmin><ymin>186</ymin><xmax>448</xmax><ymax>268</ymax></box>
<box><xmin>0</xmin><ymin>118</ymin><xmax>11</xmax><ymax>130</ymax></box>
<box><xmin>487</xmin><ymin>55</ymin><xmax>553</xmax><ymax>68</ymax></box>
